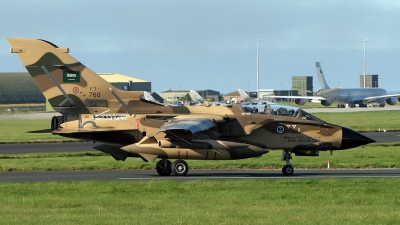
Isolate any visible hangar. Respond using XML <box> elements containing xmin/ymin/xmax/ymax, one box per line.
<box><xmin>0</xmin><ymin>72</ymin><xmax>159</xmax><ymax>108</ymax></box>
<box><xmin>0</xmin><ymin>72</ymin><xmax>45</xmax><ymax>104</ymax></box>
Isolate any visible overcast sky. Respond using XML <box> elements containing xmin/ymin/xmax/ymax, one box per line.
<box><xmin>1</xmin><ymin>0</ymin><xmax>400</xmax><ymax>94</ymax></box>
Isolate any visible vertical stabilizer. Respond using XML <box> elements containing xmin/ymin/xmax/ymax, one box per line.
<box><xmin>143</xmin><ymin>91</ymin><xmax>157</xmax><ymax>102</ymax></box>
<box><xmin>7</xmin><ymin>37</ymin><xmax>145</xmax><ymax>115</ymax></box>
<box><xmin>189</xmin><ymin>90</ymin><xmax>205</xmax><ymax>104</ymax></box>
<box><xmin>237</xmin><ymin>89</ymin><xmax>252</xmax><ymax>102</ymax></box>
<box><xmin>315</xmin><ymin>62</ymin><xmax>330</xmax><ymax>90</ymax></box>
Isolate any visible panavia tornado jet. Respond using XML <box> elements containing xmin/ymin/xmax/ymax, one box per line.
<box><xmin>52</xmin><ymin>101</ymin><xmax>374</xmax><ymax>176</ymax></box>
<box><xmin>8</xmin><ymin>38</ymin><xmax>375</xmax><ymax>176</ymax></box>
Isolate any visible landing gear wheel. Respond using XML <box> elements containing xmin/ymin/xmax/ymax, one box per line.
<box><xmin>282</xmin><ymin>165</ymin><xmax>294</xmax><ymax>176</ymax></box>
<box><xmin>156</xmin><ymin>159</ymin><xmax>172</xmax><ymax>176</ymax></box>
<box><xmin>337</xmin><ymin>104</ymin><xmax>345</xmax><ymax>108</ymax></box>
<box><xmin>172</xmin><ymin>159</ymin><xmax>189</xmax><ymax>176</ymax></box>
<box><xmin>281</xmin><ymin>150</ymin><xmax>294</xmax><ymax>176</ymax></box>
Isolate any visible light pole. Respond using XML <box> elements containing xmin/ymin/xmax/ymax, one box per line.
<box><xmin>363</xmin><ymin>39</ymin><xmax>369</xmax><ymax>88</ymax></box>
<box><xmin>202</xmin><ymin>83</ymin><xmax>204</xmax><ymax>98</ymax></box>
<box><xmin>206</xmin><ymin>82</ymin><xmax>208</xmax><ymax>99</ymax></box>
<box><xmin>289</xmin><ymin>81</ymin><xmax>291</xmax><ymax>102</ymax></box>
<box><xmin>256</xmin><ymin>38</ymin><xmax>264</xmax><ymax>99</ymax></box>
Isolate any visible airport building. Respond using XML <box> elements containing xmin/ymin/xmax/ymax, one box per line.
<box><xmin>291</xmin><ymin>76</ymin><xmax>313</xmax><ymax>96</ymax></box>
<box><xmin>97</xmin><ymin>73</ymin><xmax>151</xmax><ymax>91</ymax></box>
<box><xmin>0</xmin><ymin>72</ymin><xmax>45</xmax><ymax>104</ymax></box>
<box><xmin>0</xmin><ymin>72</ymin><xmax>156</xmax><ymax>105</ymax></box>
<box><xmin>359</xmin><ymin>74</ymin><xmax>379</xmax><ymax>88</ymax></box>
<box><xmin>223</xmin><ymin>90</ymin><xmax>242</xmax><ymax>103</ymax></box>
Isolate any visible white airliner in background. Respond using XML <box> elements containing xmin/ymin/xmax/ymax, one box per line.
<box><xmin>282</xmin><ymin>62</ymin><xmax>400</xmax><ymax>108</ymax></box>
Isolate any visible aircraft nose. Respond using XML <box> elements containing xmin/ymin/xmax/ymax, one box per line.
<box><xmin>340</xmin><ymin>127</ymin><xmax>375</xmax><ymax>149</ymax></box>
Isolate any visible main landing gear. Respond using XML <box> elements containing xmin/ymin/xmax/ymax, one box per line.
<box><xmin>281</xmin><ymin>150</ymin><xmax>294</xmax><ymax>175</ymax></box>
<box><xmin>156</xmin><ymin>159</ymin><xmax>189</xmax><ymax>176</ymax></box>
<box><xmin>337</xmin><ymin>104</ymin><xmax>346</xmax><ymax>108</ymax></box>
<box><xmin>51</xmin><ymin>116</ymin><xmax>65</xmax><ymax>131</ymax></box>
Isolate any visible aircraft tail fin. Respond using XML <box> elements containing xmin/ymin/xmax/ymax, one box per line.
<box><xmin>143</xmin><ymin>91</ymin><xmax>157</xmax><ymax>102</ymax></box>
<box><xmin>7</xmin><ymin>37</ymin><xmax>144</xmax><ymax>113</ymax></box>
<box><xmin>237</xmin><ymin>89</ymin><xmax>252</xmax><ymax>102</ymax></box>
<box><xmin>315</xmin><ymin>62</ymin><xmax>330</xmax><ymax>90</ymax></box>
<box><xmin>189</xmin><ymin>90</ymin><xmax>205</xmax><ymax>104</ymax></box>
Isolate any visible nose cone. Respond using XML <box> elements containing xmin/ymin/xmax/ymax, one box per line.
<box><xmin>340</xmin><ymin>127</ymin><xmax>375</xmax><ymax>149</ymax></box>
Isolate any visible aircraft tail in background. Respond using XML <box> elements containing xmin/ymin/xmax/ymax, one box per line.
<box><xmin>189</xmin><ymin>90</ymin><xmax>205</xmax><ymax>104</ymax></box>
<box><xmin>315</xmin><ymin>62</ymin><xmax>330</xmax><ymax>90</ymax></box>
<box><xmin>237</xmin><ymin>89</ymin><xmax>252</xmax><ymax>102</ymax></box>
<box><xmin>143</xmin><ymin>91</ymin><xmax>157</xmax><ymax>102</ymax></box>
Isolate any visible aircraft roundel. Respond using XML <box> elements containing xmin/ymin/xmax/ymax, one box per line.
<box><xmin>276</xmin><ymin>125</ymin><xmax>285</xmax><ymax>134</ymax></box>
<box><xmin>72</xmin><ymin>87</ymin><xmax>79</xmax><ymax>94</ymax></box>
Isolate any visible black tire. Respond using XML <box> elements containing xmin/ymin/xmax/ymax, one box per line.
<box><xmin>51</xmin><ymin>116</ymin><xmax>59</xmax><ymax>131</ymax></box>
<box><xmin>156</xmin><ymin>160</ymin><xmax>172</xmax><ymax>176</ymax></box>
<box><xmin>51</xmin><ymin>116</ymin><xmax>56</xmax><ymax>131</ymax></box>
<box><xmin>172</xmin><ymin>159</ymin><xmax>189</xmax><ymax>176</ymax></box>
<box><xmin>282</xmin><ymin>165</ymin><xmax>294</xmax><ymax>176</ymax></box>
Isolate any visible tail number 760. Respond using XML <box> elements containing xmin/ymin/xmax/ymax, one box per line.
<box><xmin>89</xmin><ymin>92</ymin><xmax>101</xmax><ymax>97</ymax></box>
<box><xmin>89</xmin><ymin>87</ymin><xmax>101</xmax><ymax>97</ymax></box>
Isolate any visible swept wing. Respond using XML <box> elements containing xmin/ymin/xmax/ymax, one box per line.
<box><xmin>363</xmin><ymin>94</ymin><xmax>400</xmax><ymax>102</ymax></box>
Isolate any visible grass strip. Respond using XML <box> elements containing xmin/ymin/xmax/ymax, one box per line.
<box><xmin>0</xmin><ymin>120</ymin><xmax>72</xmax><ymax>143</ymax></box>
<box><xmin>0</xmin><ymin>179</ymin><xmax>399</xmax><ymax>224</ymax></box>
<box><xmin>313</xmin><ymin>111</ymin><xmax>400</xmax><ymax>132</ymax></box>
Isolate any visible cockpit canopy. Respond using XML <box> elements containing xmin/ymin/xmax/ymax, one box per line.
<box><xmin>240</xmin><ymin>103</ymin><xmax>324</xmax><ymax>122</ymax></box>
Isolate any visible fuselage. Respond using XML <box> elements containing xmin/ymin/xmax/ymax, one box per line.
<box><xmin>55</xmin><ymin>103</ymin><xmax>374</xmax><ymax>162</ymax></box>
<box><xmin>318</xmin><ymin>88</ymin><xmax>387</xmax><ymax>104</ymax></box>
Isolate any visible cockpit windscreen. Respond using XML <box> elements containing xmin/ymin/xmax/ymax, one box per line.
<box><xmin>239</xmin><ymin>103</ymin><xmax>324</xmax><ymax>122</ymax></box>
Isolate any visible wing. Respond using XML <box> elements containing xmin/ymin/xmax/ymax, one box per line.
<box><xmin>275</xmin><ymin>96</ymin><xmax>325</xmax><ymax>100</ymax></box>
<box><xmin>52</xmin><ymin>125</ymin><xmax>138</xmax><ymax>145</ymax></box>
<box><xmin>52</xmin><ymin>127</ymin><xmax>135</xmax><ymax>134</ymax></box>
<box><xmin>158</xmin><ymin>117</ymin><xmax>217</xmax><ymax>134</ymax></box>
<box><xmin>26</xmin><ymin>128</ymin><xmax>53</xmax><ymax>133</ymax></box>
<box><xmin>363</xmin><ymin>94</ymin><xmax>400</xmax><ymax>102</ymax></box>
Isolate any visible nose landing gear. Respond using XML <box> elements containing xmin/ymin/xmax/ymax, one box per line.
<box><xmin>281</xmin><ymin>150</ymin><xmax>294</xmax><ymax>175</ymax></box>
